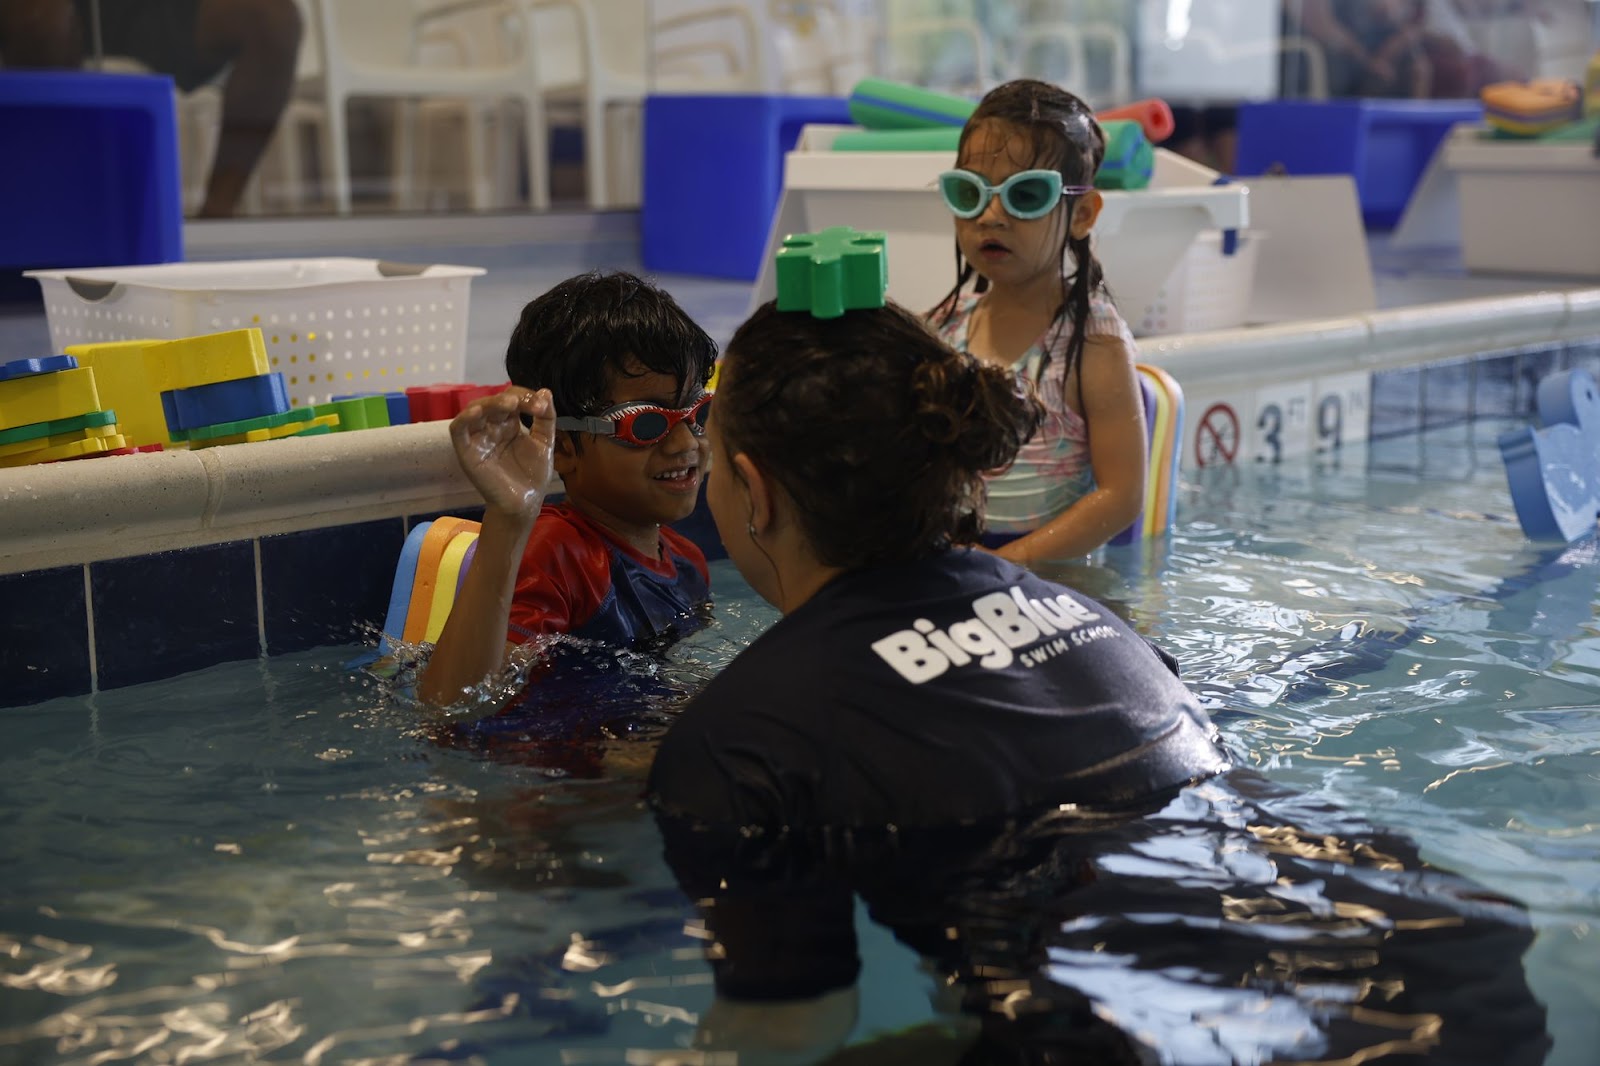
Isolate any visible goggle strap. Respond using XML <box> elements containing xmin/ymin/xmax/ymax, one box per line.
<box><xmin>554</xmin><ymin>415</ymin><xmax>619</xmax><ymax>434</ymax></box>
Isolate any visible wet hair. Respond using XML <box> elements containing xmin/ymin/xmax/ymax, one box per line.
<box><xmin>718</xmin><ymin>300</ymin><xmax>1045</xmax><ymax>569</ymax></box>
<box><xmin>504</xmin><ymin>270</ymin><xmax>717</xmax><ymax>416</ymax></box>
<box><xmin>935</xmin><ymin>79</ymin><xmax>1109</xmax><ymax>404</ymax></box>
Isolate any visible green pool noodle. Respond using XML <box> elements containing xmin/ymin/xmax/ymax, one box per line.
<box><xmin>832</xmin><ymin>127</ymin><xmax>963</xmax><ymax>152</ymax></box>
<box><xmin>848</xmin><ymin>78</ymin><xmax>975</xmax><ymax>131</ymax></box>
<box><xmin>1095</xmin><ymin>119</ymin><xmax>1153</xmax><ymax>191</ymax></box>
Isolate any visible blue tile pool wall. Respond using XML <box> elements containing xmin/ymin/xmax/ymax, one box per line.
<box><xmin>92</xmin><ymin>541</ymin><xmax>260</xmax><ymax>690</ymax></box>
<box><xmin>1</xmin><ymin>515</ymin><xmax>427</xmax><ymax>709</ymax></box>
<box><xmin>1367</xmin><ymin>340</ymin><xmax>1598</xmax><ymax>443</ymax></box>
<box><xmin>1</xmin><ymin>338</ymin><xmax>1594</xmax><ymax>709</ymax></box>
<box><xmin>0</xmin><ymin>565</ymin><xmax>90</xmax><ymax>706</ymax></box>
<box><xmin>260</xmin><ymin>519</ymin><xmax>409</xmax><ymax>656</ymax></box>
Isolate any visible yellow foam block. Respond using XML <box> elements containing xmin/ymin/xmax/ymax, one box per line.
<box><xmin>143</xmin><ymin>328</ymin><xmax>271</xmax><ymax>392</ymax></box>
<box><xmin>185</xmin><ymin>413</ymin><xmax>339</xmax><ymax>448</ymax></box>
<box><xmin>424</xmin><ymin>529</ymin><xmax>481</xmax><ymax>644</ymax></box>
<box><xmin>65</xmin><ymin>338</ymin><xmax>173</xmax><ymax>447</ymax></box>
<box><xmin>0</xmin><ymin>367</ymin><xmax>102</xmax><ymax>430</ymax></box>
<box><xmin>0</xmin><ymin>433</ymin><xmax>128</xmax><ymax>467</ymax></box>
<box><xmin>0</xmin><ymin>422</ymin><xmax>120</xmax><ymax>459</ymax></box>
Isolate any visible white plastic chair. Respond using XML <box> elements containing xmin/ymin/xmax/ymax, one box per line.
<box><xmin>528</xmin><ymin>0</ymin><xmax>768</xmax><ymax>208</ymax></box>
<box><xmin>770</xmin><ymin>0</ymin><xmax>884</xmax><ymax>94</ymax></box>
<box><xmin>884</xmin><ymin>16</ymin><xmax>994</xmax><ymax>95</ymax></box>
<box><xmin>1008</xmin><ymin>21</ymin><xmax>1132</xmax><ymax>108</ymax></box>
<box><xmin>303</xmin><ymin>0</ymin><xmax>551</xmax><ymax>214</ymax></box>
<box><xmin>419</xmin><ymin>0</ymin><xmax>766</xmax><ymax>210</ymax></box>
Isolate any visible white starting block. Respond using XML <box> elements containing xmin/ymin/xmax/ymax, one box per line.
<box><xmin>750</xmin><ymin>125</ymin><xmax>1250</xmax><ymax>324</ymax></box>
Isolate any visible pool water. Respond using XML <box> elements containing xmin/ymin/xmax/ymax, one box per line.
<box><xmin>1</xmin><ymin>419</ymin><xmax>1596</xmax><ymax>1065</ymax></box>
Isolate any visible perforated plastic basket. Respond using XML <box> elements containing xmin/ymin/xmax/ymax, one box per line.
<box><xmin>1132</xmin><ymin>230</ymin><xmax>1263</xmax><ymax>337</ymax></box>
<box><xmin>26</xmin><ymin>258</ymin><xmax>485</xmax><ymax>407</ymax></box>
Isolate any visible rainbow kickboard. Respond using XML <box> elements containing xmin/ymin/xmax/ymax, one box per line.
<box><xmin>1138</xmin><ymin>364</ymin><xmax>1184</xmax><ymax>537</ymax></box>
<box><xmin>424</xmin><ymin>528</ymin><xmax>481</xmax><ymax>644</ymax></box>
<box><xmin>378</xmin><ymin>518</ymin><xmax>485</xmax><ymax>656</ymax></box>
<box><xmin>402</xmin><ymin>517</ymin><xmax>478</xmax><ymax>645</ymax></box>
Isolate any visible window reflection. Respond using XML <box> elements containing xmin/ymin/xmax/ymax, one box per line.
<box><xmin>0</xmin><ymin>0</ymin><xmax>1591</xmax><ymax>217</ymax></box>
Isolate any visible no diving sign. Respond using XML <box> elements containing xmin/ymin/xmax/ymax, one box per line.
<box><xmin>1195</xmin><ymin>402</ymin><xmax>1239</xmax><ymax>467</ymax></box>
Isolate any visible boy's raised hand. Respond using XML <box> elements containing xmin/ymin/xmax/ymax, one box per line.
<box><xmin>450</xmin><ymin>387</ymin><xmax>556</xmax><ymax>521</ymax></box>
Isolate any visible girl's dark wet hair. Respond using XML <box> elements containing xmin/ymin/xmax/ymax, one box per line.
<box><xmin>505</xmin><ymin>271</ymin><xmax>717</xmax><ymax>414</ymax></box>
<box><xmin>935</xmin><ymin>79</ymin><xmax>1108</xmax><ymax>403</ymax></box>
<box><xmin>719</xmin><ymin>300</ymin><xmax>1044</xmax><ymax>569</ymax></box>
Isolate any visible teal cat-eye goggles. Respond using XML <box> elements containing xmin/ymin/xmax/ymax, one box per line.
<box><xmin>937</xmin><ymin>168</ymin><xmax>1091</xmax><ymax>221</ymax></box>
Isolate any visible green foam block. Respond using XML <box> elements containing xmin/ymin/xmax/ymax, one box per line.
<box><xmin>0</xmin><ymin>408</ymin><xmax>118</xmax><ymax>446</ymax></box>
<box><xmin>775</xmin><ymin>227</ymin><xmax>888</xmax><ymax>320</ymax></box>
<box><xmin>170</xmin><ymin>405</ymin><xmax>318</xmax><ymax>443</ymax></box>
<box><xmin>312</xmin><ymin>394</ymin><xmax>389</xmax><ymax>432</ymax></box>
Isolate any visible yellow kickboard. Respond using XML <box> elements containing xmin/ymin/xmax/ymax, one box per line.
<box><xmin>0</xmin><ymin>367</ymin><xmax>102</xmax><ymax>430</ymax></box>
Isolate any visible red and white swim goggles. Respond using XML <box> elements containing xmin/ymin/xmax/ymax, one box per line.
<box><xmin>555</xmin><ymin>392</ymin><xmax>712</xmax><ymax>447</ymax></box>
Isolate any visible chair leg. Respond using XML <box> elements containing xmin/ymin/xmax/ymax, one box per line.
<box><xmin>493</xmin><ymin>100</ymin><xmax>520</xmax><ymax>209</ymax></box>
<box><xmin>324</xmin><ymin>92</ymin><xmax>353</xmax><ymax>216</ymax></box>
<box><xmin>391</xmin><ymin>99</ymin><xmax>419</xmax><ymax>212</ymax></box>
<box><xmin>523</xmin><ymin>97</ymin><xmax>549</xmax><ymax>211</ymax></box>
<box><xmin>464</xmin><ymin>101</ymin><xmax>493</xmax><ymax>212</ymax></box>
<box><xmin>277</xmin><ymin>110</ymin><xmax>306</xmax><ymax>213</ymax></box>
<box><xmin>585</xmin><ymin>96</ymin><xmax>608</xmax><ymax>210</ymax></box>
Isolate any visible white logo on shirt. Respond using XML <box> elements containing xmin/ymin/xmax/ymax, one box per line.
<box><xmin>870</xmin><ymin>586</ymin><xmax>1108</xmax><ymax>684</ymax></box>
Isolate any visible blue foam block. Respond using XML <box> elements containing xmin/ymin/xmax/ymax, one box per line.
<box><xmin>1498</xmin><ymin>369</ymin><xmax>1600</xmax><ymax>542</ymax></box>
<box><xmin>378</xmin><ymin>520</ymin><xmax>433</xmax><ymax>656</ymax></box>
<box><xmin>642</xmin><ymin>94</ymin><xmax>854</xmax><ymax>281</ymax></box>
<box><xmin>161</xmin><ymin>372</ymin><xmax>290</xmax><ymax>433</ymax></box>
<box><xmin>0</xmin><ymin>355</ymin><xmax>77</xmax><ymax>381</ymax></box>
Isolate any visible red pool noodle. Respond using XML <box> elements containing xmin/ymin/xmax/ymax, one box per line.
<box><xmin>1096</xmin><ymin>99</ymin><xmax>1175</xmax><ymax>144</ymax></box>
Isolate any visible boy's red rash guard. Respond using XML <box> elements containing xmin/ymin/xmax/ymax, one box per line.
<box><xmin>507</xmin><ymin>502</ymin><xmax>711</xmax><ymax>648</ymax></box>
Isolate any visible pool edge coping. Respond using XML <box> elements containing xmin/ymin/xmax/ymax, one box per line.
<box><xmin>2</xmin><ymin>285</ymin><xmax>1598</xmax><ymax>577</ymax></box>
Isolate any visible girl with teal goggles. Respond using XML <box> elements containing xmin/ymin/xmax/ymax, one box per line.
<box><xmin>937</xmin><ymin>168</ymin><xmax>1093</xmax><ymax>221</ymax></box>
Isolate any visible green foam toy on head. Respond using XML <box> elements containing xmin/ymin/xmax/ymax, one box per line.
<box><xmin>775</xmin><ymin>226</ymin><xmax>889</xmax><ymax>319</ymax></box>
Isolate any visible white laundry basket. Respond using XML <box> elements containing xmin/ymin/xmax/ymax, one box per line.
<box><xmin>26</xmin><ymin>258</ymin><xmax>485</xmax><ymax>407</ymax></box>
<box><xmin>1131</xmin><ymin>229</ymin><xmax>1264</xmax><ymax>337</ymax></box>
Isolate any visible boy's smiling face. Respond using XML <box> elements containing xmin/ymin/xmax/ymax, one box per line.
<box><xmin>552</xmin><ymin>359</ymin><xmax>709</xmax><ymax>558</ymax></box>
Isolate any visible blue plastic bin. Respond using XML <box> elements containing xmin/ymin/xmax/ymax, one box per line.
<box><xmin>0</xmin><ymin>71</ymin><xmax>184</xmax><ymax>272</ymax></box>
<box><xmin>642</xmin><ymin>94</ymin><xmax>853</xmax><ymax>280</ymax></box>
<box><xmin>1234</xmin><ymin>99</ymin><xmax>1482</xmax><ymax>230</ymax></box>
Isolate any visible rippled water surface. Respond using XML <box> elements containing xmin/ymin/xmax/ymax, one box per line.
<box><xmin>2</xmin><ymin>422</ymin><xmax>1596</xmax><ymax>1064</ymax></box>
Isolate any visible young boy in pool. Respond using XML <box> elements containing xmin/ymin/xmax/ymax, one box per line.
<box><xmin>417</xmin><ymin>271</ymin><xmax>718</xmax><ymax>707</ymax></box>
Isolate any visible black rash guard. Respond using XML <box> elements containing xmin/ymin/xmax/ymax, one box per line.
<box><xmin>642</xmin><ymin>552</ymin><xmax>1550</xmax><ymax>1064</ymax></box>
<box><xmin>648</xmin><ymin>548</ymin><xmax>1230</xmax><ymax>830</ymax></box>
